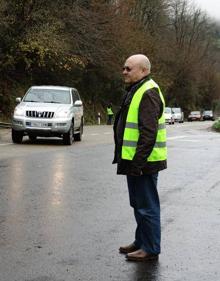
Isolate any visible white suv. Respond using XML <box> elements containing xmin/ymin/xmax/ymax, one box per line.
<box><xmin>172</xmin><ymin>107</ymin><xmax>184</xmax><ymax>123</ymax></box>
<box><xmin>12</xmin><ymin>85</ymin><xmax>84</xmax><ymax>145</ymax></box>
<box><xmin>164</xmin><ymin>107</ymin><xmax>175</xmax><ymax>124</ymax></box>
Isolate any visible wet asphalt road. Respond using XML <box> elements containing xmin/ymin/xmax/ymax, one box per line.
<box><xmin>0</xmin><ymin>122</ymin><xmax>220</xmax><ymax>281</ymax></box>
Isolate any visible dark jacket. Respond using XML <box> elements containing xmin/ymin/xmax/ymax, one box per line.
<box><xmin>113</xmin><ymin>75</ymin><xmax>167</xmax><ymax>176</ymax></box>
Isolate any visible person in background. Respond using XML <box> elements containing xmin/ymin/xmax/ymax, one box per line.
<box><xmin>106</xmin><ymin>103</ymin><xmax>114</xmax><ymax>125</ymax></box>
<box><xmin>113</xmin><ymin>54</ymin><xmax>167</xmax><ymax>262</ymax></box>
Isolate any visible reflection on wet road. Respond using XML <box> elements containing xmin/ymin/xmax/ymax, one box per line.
<box><xmin>0</xmin><ymin>123</ymin><xmax>220</xmax><ymax>281</ymax></box>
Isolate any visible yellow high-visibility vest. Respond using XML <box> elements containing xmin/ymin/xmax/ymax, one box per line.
<box><xmin>107</xmin><ymin>107</ymin><xmax>113</xmax><ymax>115</ymax></box>
<box><xmin>122</xmin><ymin>79</ymin><xmax>167</xmax><ymax>162</ymax></box>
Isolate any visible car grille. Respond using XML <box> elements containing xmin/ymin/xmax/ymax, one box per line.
<box><xmin>26</xmin><ymin>111</ymin><xmax>54</xmax><ymax>118</ymax></box>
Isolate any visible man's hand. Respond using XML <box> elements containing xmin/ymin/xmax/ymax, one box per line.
<box><xmin>129</xmin><ymin>163</ymin><xmax>143</xmax><ymax>176</ymax></box>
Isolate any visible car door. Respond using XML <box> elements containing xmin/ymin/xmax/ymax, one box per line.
<box><xmin>71</xmin><ymin>89</ymin><xmax>82</xmax><ymax>127</ymax></box>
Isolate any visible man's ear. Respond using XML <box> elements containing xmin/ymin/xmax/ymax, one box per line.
<box><xmin>142</xmin><ymin>67</ymin><xmax>148</xmax><ymax>74</ymax></box>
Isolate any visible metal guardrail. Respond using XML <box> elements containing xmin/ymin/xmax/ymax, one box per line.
<box><xmin>0</xmin><ymin>122</ymin><xmax>11</xmax><ymax>128</ymax></box>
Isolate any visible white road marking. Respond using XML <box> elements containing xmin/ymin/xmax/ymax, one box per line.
<box><xmin>176</xmin><ymin>139</ymin><xmax>199</xmax><ymax>142</ymax></box>
<box><xmin>0</xmin><ymin>131</ymin><xmax>213</xmax><ymax>145</ymax></box>
<box><xmin>167</xmin><ymin>136</ymin><xmax>188</xmax><ymax>140</ymax></box>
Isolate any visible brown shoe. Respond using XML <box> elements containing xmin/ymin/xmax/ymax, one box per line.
<box><xmin>119</xmin><ymin>243</ymin><xmax>139</xmax><ymax>254</ymax></box>
<box><xmin>126</xmin><ymin>249</ymin><xmax>159</xmax><ymax>262</ymax></box>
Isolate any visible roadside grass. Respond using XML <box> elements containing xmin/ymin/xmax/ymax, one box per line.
<box><xmin>213</xmin><ymin>119</ymin><xmax>220</xmax><ymax>132</ymax></box>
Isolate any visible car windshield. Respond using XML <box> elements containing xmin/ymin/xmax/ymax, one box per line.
<box><xmin>190</xmin><ymin>111</ymin><xmax>200</xmax><ymax>115</ymax></box>
<box><xmin>23</xmin><ymin>88</ymin><xmax>71</xmax><ymax>104</ymax></box>
<box><xmin>203</xmin><ymin>111</ymin><xmax>212</xmax><ymax>115</ymax></box>
<box><xmin>165</xmin><ymin>107</ymin><xmax>171</xmax><ymax>113</ymax></box>
<box><xmin>172</xmin><ymin>108</ymin><xmax>181</xmax><ymax>113</ymax></box>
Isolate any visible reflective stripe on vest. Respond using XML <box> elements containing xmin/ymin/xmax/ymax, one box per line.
<box><xmin>122</xmin><ymin>79</ymin><xmax>167</xmax><ymax>162</ymax></box>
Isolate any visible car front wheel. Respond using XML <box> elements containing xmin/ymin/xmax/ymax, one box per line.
<box><xmin>12</xmin><ymin>129</ymin><xmax>23</xmax><ymax>144</ymax></box>
<box><xmin>29</xmin><ymin>135</ymin><xmax>37</xmax><ymax>142</ymax></box>
<box><xmin>74</xmin><ymin>120</ymin><xmax>83</xmax><ymax>142</ymax></box>
<box><xmin>63</xmin><ymin>123</ymin><xmax>73</xmax><ymax>145</ymax></box>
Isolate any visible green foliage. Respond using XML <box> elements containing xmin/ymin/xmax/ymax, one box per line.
<box><xmin>0</xmin><ymin>0</ymin><xmax>220</xmax><ymax>122</ymax></box>
<box><xmin>213</xmin><ymin>120</ymin><xmax>220</xmax><ymax>132</ymax></box>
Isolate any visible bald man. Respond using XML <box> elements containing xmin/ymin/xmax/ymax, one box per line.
<box><xmin>113</xmin><ymin>54</ymin><xmax>167</xmax><ymax>261</ymax></box>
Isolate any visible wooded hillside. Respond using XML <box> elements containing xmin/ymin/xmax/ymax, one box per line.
<box><xmin>1</xmin><ymin>0</ymin><xmax>220</xmax><ymax>121</ymax></box>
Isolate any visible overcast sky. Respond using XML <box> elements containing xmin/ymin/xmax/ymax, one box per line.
<box><xmin>192</xmin><ymin>0</ymin><xmax>220</xmax><ymax>20</ymax></box>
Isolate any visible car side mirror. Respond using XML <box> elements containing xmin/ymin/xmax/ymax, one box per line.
<box><xmin>16</xmin><ymin>97</ymin><xmax>22</xmax><ymax>103</ymax></box>
<box><xmin>74</xmin><ymin>100</ymin><xmax>82</xmax><ymax>107</ymax></box>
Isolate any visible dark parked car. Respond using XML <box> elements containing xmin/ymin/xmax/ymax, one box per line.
<box><xmin>202</xmin><ymin>110</ymin><xmax>215</xmax><ymax>121</ymax></box>
<box><xmin>187</xmin><ymin>111</ymin><xmax>202</xmax><ymax>121</ymax></box>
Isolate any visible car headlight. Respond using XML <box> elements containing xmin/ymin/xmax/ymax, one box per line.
<box><xmin>14</xmin><ymin>107</ymin><xmax>25</xmax><ymax>116</ymax></box>
<box><xmin>55</xmin><ymin>111</ymin><xmax>70</xmax><ymax>118</ymax></box>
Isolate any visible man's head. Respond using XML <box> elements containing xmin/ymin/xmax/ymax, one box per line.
<box><xmin>122</xmin><ymin>54</ymin><xmax>151</xmax><ymax>85</ymax></box>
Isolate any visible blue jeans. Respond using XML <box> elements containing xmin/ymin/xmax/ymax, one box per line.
<box><xmin>127</xmin><ymin>173</ymin><xmax>160</xmax><ymax>254</ymax></box>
